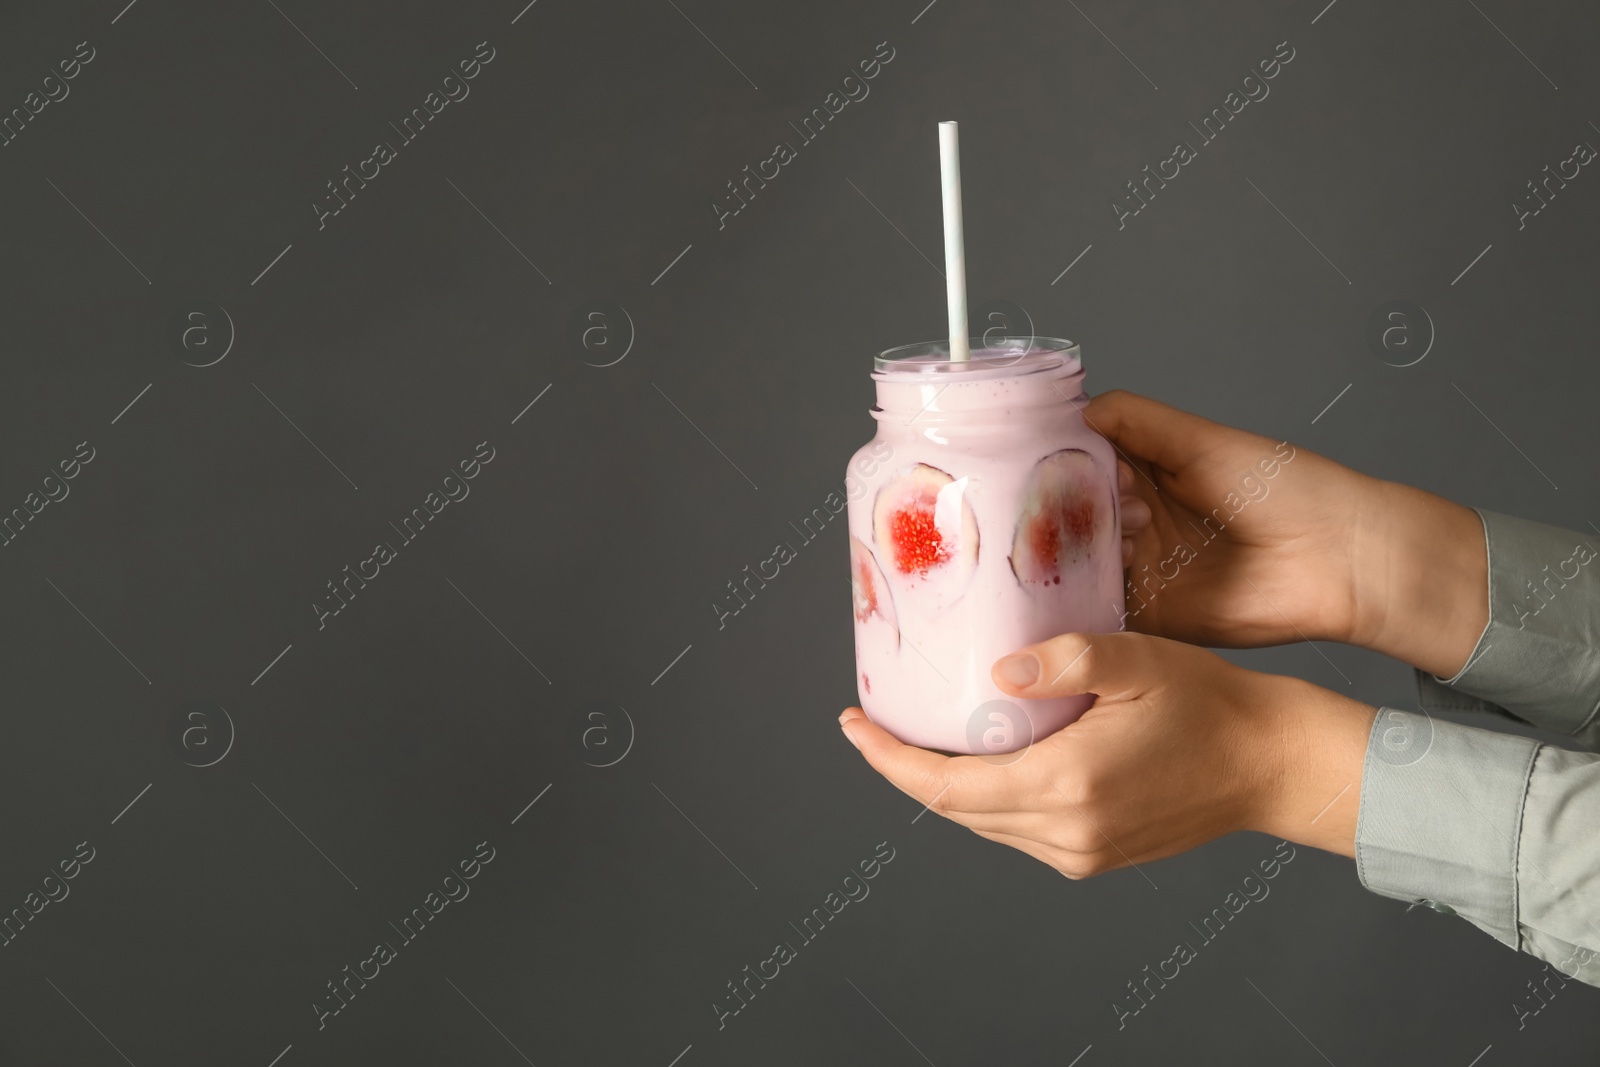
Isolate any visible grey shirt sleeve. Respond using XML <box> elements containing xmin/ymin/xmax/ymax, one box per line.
<box><xmin>1414</xmin><ymin>509</ymin><xmax>1600</xmax><ymax>749</ymax></box>
<box><xmin>1361</xmin><ymin>509</ymin><xmax>1600</xmax><ymax>983</ymax></box>
<box><xmin>1357</xmin><ymin>708</ymin><xmax>1600</xmax><ymax>986</ymax></box>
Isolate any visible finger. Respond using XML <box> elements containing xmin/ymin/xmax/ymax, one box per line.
<box><xmin>1117</xmin><ymin>460</ymin><xmax>1133</xmax><ymax>494</ymax></box>
<box><xmin>991</xmin><ymin>630</ymin><xmax>1155</xmax><ymax>700</ymax></box>
<box><xmin>1121</xmin><ymin>537</ymin><xmax>1134</xmax><ymax>568</ymax></box>
<box><xmin>839</xmin><ymin>708</ymin><xmax>1029</xmax><ymax>816</ymax></box>
<box><xmin>1119</xmin><ymin>495</ymin><xmax>1152</xmax><ymax>531</ymax></box>
<box><xmin>1081</xmin><ymin>390</ymin><xmax>1249</xmax><ymax>476</ymax></box>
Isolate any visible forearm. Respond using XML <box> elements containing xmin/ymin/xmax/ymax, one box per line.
<box><xmin>1346</xmin><ymin>477</ymin><xmax>1488</xmax><ymax>679</ymax></box>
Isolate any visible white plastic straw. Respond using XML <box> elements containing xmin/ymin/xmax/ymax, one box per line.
<box><xmin>938</xmin><ymin>121</ymin><xmax>969</xmax><ymax>362</ymax></box>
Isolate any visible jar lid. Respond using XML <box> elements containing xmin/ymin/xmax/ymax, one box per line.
<box><xmin>873</xmin><ymin>336</ymin><xmax>1081</xmax><ymax>380</ymax></box>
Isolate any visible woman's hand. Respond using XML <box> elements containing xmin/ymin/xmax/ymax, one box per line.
<box><xmin>838</xmin><ymin>631</ymin><xmax>1376</xmax><ymax>875</ymax></box>
<box><xmin>1086</xmin><ymin>390</ymin><xmax>1487</xmax><ymax>679</ymax></box>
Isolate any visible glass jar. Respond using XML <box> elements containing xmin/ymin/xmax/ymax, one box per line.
<box><xmin>846</xmin><ymin>337</ymin><xmax>1124</xmax><ymax>754</ymax></box>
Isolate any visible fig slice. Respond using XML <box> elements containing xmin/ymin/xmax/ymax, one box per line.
<box><xmin>871</xmin><ymin>463</ymin><xmax>979</xmax><ymax>608</ymax></box>
<box><xmin>1009</xmin><ymin>449</ymin><xmax>1106</xmax><ymax>586</ymax></box>
<box><xmin>849</xmin><ymin>534</ymin><xmax>899</xmax><ymax>645</ymax></box>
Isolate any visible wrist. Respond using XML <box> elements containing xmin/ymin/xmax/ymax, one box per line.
<box><xmin>1289</xmin><ymin>463</ymin><xmax>1390</xmax><ymax>647</ymax></box>
<box><xmin>1347</xmin><ymin>479</ymin><xmax>1488</xmax><ymax>677</ymax></box>
<box><xmin>1244</xmin><ymin>675</ymin><xmax>1376</xmax><ymax>857</ymax></box>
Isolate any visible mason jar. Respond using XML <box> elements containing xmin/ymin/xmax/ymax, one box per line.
<box><xmin>846</xmin><ymin>337</ymin><xmax>1124</xmax><ymax>754</ymax></box>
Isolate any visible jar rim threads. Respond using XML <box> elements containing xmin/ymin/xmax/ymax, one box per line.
<box><xmin>873</xmin><ymin>336</ymin><xmax>1080</xmax><ymax>380</ymax></box>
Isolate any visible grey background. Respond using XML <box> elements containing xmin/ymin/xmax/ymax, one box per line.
<box><xmin>0</xmin><ymin>0</ymin><xmax>1596</xmax><ymax>1063</ymax></box>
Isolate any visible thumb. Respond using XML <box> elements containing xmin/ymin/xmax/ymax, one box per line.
<box><xmin>991</xmin><ymin>631</ymin><xmax>1153</xmax><ymax>700</ymax></box>
<box><xmin>1080</xmin><ymin>389</ymin><xmax>1229</xmax><ymax>477</ymax></box>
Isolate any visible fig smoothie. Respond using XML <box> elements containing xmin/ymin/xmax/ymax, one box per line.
<box><xmin>846</xmin><ymin>338</ymin><xmax>1124</xmax><ymax>755</ymax></box>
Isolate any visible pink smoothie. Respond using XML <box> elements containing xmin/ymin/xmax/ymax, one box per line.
<box><xmin>846</xmin><ymin>339</ymin><xmax>1124</xmax><ymax>754</ymax></box>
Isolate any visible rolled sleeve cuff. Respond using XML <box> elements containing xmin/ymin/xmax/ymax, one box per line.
<box><xmin>1355</xmin><ymin>708</ymin><xmax>1540</xmax><ymax>948</ymax></box>
<box><xmin>1417</xmin><ymin>510</ymin><xmax>1600</xmax><ymax>744</ymax></box>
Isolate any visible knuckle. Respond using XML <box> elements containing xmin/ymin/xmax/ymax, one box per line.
<box><xmin>1062</xmin><ymin>822</ymin><xmax>1101</xmax><ymax>854</ymax></box>
<box><xmin>1074</xmin><ymin>642</ymin><xmax>1098</xmax><ymax>681</ymax></box>
<box><xmin>1076</xmin><ymin>769</ymin><xmax>1109</xmax><ymax>806</ymax></box>
<box><xmin>1103</xmin><ymin>629</ymin><xmax>1142</xmax><ymax>657</ymax></box>
<box><xmin>1058</xmin><ymin>852</ymin><xmax>1111</xmax><ymax>880</ymax></box>
<box><xmin>1041</xmin><ymin>634</ymin><xmax>1093</xmax><ymax>686</ymax></box>
<box><xmin>1054</xmin><ymin>770</ymin><xmax>1094</xmax><ymax>808</ymax></box>
<box><xmin>935</xmin><ymin>762</ymin><xmax>999</xmax><ymax>817</ymax></box>
<box><xmin>1057</xmin><ymin>856</ymin><xmax>1094</xmax><ymax>880</ymax></box>
<box><xmin>925</xmin><ymin>778</ymin><xmax>961</xmax><ymax>818</ymax></box>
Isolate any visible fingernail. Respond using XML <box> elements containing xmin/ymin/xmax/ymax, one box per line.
<box><xmin>838</xmin><ymin>709</ymin><xmax>852</xmax><ymax>725</ymax></box>
<box><xmin>994</xmin><ymin>653</ymin><xmax>1040</xmax><ymax>688</ymax></box>
<box><xmin>840</xmin><ymin>723</ymin><xmax>861</xmax><ymax>749</ymax></box>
